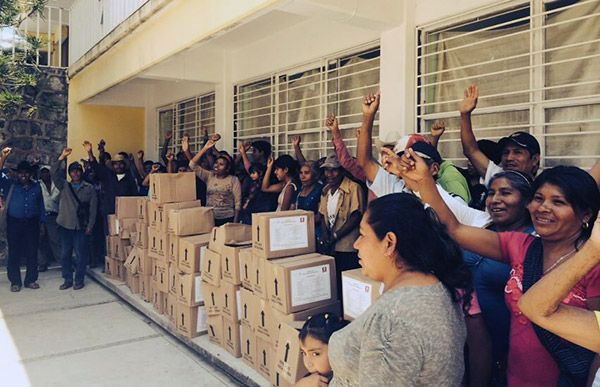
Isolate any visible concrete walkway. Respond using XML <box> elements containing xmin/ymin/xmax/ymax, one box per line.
<box><xmin>0</xmin><ymin>268</ymin><xmax>239</xmax><ymax>387</ymax></box>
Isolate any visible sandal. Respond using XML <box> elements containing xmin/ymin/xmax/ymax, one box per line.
<box><xmin>10</xmin><ymin>285</ymin><xmax>21</xmax><ymax>292</ymax></box>
<box><xmin>25</xmin><ymin>282</ymin><xmax>40</xmax><ymax>289</ymax></box>
<box><xmin>59</xmin><ymin>282</ymin><xmax>72</xmax><ymax>290</ymax></box>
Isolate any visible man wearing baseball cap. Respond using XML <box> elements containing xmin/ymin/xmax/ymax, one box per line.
<box><xmin>459</xmin><ymin>85</ymin><xmax>540</xmax><ymax>185</ymax></box>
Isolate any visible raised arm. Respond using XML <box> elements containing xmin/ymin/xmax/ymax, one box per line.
<box><xmin>459</xmin><ymin>85</ymin><xmax>490</xmax><ymax>178</ymax></box>
<box><xmin>238</xmin><ymin>141</ymin><xmax>252</xmax><ymax>173</ymax></box>
<box><xmin>52</xmin><ymin>147</ymin><xmax>71</xmax><ymax>190</ymax></box>
<box><xmin>181</xmin><ymin>133</ymin><xmax>194</xmax><ymax>161</ymax></box>
<box><xmin>142</xmin><ymin>164</ymin><xmax>159</xmax><ymax>187</ymax></box>
<box><xmin>518</xmin><ymin>218</ymin><xmax>600</xmax><ymax>353</ymax></box>
<box><xmin>261</xmin><ymin>156</ymin><xmax>285</xmax><ymax>193</ymax></box>
<box><xmin>291</xmin><ymin>136</ymin><xmax>306</xmax><ymax>165</ymax></box>
<box><xmin>232</xmin><ymin>177</ymin><xmax>242</xmax><ymax>223</ymax></box>
<box><xmin>134</xmin><ymin>150</ymin><xmax>146</xmax><ymax>179</ymax></box>
<box><xmin>328</xmin><ymin>114</ymin><xmax>366</xmax><ymax>182</ymax></box>
<box><xmin>589</xmin><ymin>159</ymin><xmax>600</xmax><ymax>189</ymax></box>
<box><xmin>357</xmin><ymin>92</ymin><xmax>381</xmax><ymax>183</ymax></box>
<box><xmin>430</xmin><ymin>120</ymin><xmax>445</xmax><ymax>149</ymax></box>
<box><xmin>166</xmin><ymin>152</ymin><xmax>176</xmax><ymax>174</ymax></box>
<box><xmin>384</xmin><ymin>147</ymin><xmax>502</xmax><ymax>259</ymax></box>
<box><xmin>0</xmin><ymin>147</ymin><xmax>12</xmax><ymax>171</ymax></box>
<box><xmin>160</xmin><ymin>132</ymin><xmax>172</xmax><ymax>165</ymax></box>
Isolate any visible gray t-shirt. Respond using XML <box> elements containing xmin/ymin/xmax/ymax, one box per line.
<box><xmin>328</xmin><ymin>282</ymin><xmax>466</xmax><ymax>387</ymax></box>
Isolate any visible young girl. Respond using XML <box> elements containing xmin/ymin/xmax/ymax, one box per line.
<box><xmin>295</xmin><ymin>313</ymin><xmax>346</xmax><ymax>387</ymax></box>
<box><xmin>240</xmin><ymin>163</ymin><xmax>269</xmax><ymax>224</ymax></box>
<box><xmin>262</xmin><ymin>154</ymin><xmax>299</xmax><ymax>211</ymax></box>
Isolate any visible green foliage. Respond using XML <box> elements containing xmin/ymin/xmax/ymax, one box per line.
<box><xmin>0</xmin><ymin>0</ymin><xmax>48</xmax><ymax>119</ymax></box>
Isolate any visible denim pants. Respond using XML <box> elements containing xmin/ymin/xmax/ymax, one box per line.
<box><xmin>60</xmin><ymin>227</ymin><xmax>90</xmax><ymax>285</ymax></box>
<box><xmin>7</xmin><ymin>216</ymin><xmax>40</xmax><ymax>286</ymax></box>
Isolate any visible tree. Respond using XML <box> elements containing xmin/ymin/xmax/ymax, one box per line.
<box><xmin>0</xmin><ymin>0</ymin><xmax>47</xmax><ymax>118</ymax></box>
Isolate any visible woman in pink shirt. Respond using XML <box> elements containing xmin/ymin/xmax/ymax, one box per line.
<box><xmin>388</xmin><ymin>148</ymin><xmax>600</xmax><ymax>387</ymax></box>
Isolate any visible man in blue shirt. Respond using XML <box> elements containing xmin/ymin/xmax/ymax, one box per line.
<box><xmin>0</xmin><ymin>148</ymin><xmax>45</xmax><ymax>292</ymax></box>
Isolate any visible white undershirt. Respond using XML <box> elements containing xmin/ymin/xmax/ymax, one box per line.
<box><xmin>327</xmin><ymin>188</ymin><xmax>341</xmax><ymax>229</ymax></box>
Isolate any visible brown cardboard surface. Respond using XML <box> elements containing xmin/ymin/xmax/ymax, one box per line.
<box><xmin>274</xmin><ymin>322</ymin><xmax>308</xmax><ymax>385</ymax></box>
<box><xmin>221</xmin><ymin>282</ymin><xmax>241</xmax><ymax>322</ymax></box>
<box><xmin>140</xmin><ymin>274</ymin><xmax>152</xmax><ymax>303</ymax></box>
<box><xmin>124</xmin><ymin>247</ymin><xmax>140</xmax><ymax>275</ymax></box>
<box><xmin>117</xmin><ymin>218</ymin><xmax>138</xmax><ymax>239</ymax></box>
<box><xmin>239</xmin><ymin>249</ymin><xmax>254</xmax><ymax>290</ymax></box>
<box><xmin>254</xmin><ymin>299</ymin><xmax>277</xmax><ymax>344</ymax></box>
<box><xmin>167</xmin><ymin>235</ymin><xmax>180</xmax><ymax>263</ymax></box>
<box><xmin>168</xmin><ymin>262</ymin><xmax>178</xmax><ymax>296</ymax></box>
<box><xmin>178</xmin><ymin>234</ymin><xmax>211</xmax><ymax>274</ymax></box>
<box><xmin>222</xmin><ymin>319</ymin><xmax>242</xmax><ymax>358</ymax></box>
<box><xmin>126</xmin><ymin>273</ymin><xmax>140</xmax><ymax>294</ymax></box>
<box><xmin>147</xmin><ymin>201</ymin><xmax>161</xmax><ymax>228</ymax></box>
<box><xmin>252</xmin><ymin>211</ymin><xmax>315</xmax><ymax>259</ymax></box>
<box><xmin>137</xmin><ymin>197</ymin><xmax>148</xmax><ymax>222</ymax></box>
<box><xmin>176</xmin><ymin>303</ymin><xmax>207</xmax><ymax>339</ymax></box>
<box><xmin>149</xmin><ymin>172</ymin><xmax>196</xmax><ymax>204</ymax></box>
<box><xmin>221</xmin><ymin>245</ymin><xmax>251</xmax><ymax>286</ymax></box>
<box><xmin>104</xmin><ymin>256</ymin><xmax>113</xmax><ymax>277</ymax></box>
<box><xmin>208</xmin><ymin>224</ymin><xmax>252</xmax><ymax>254</ymax></box>
<box><xmin>177</xmin><ymin>272</ymin><xmax>203</xmax><ymax>306</ymax></box>
<box><xmin>116</xmin><ymin>239</ymin><xmax>131</xmax><ymax>262</ymax></box>
<box><xmin>267</xmin><ymin>254</ymin><xmax>337</xmax><ymax>314</ymax></box>
<box><xmin>108</xmin><ymin>236</ymin><xmax>120</xmax><ymax>259</ymax></box>
<box><xmin>239</xmin><ymin>288</ymin><xmax>258</xmax><ymax>330</ymax></box>
<box><xmin>115</xmin><ymin>261</ymin><xmax>126</xmax><ymax>282</ymax></box>
<box><xmin>147</xmin><ymin>227</ymin><xmax>166</xmax><ymax>259</ymax></box>
<box><xmin>116</xmin><ymin>196</ymin><xmax>144</xmax><ymax>219</ymax></box>
<box><xmin>207</xmin><ymin>315</ymin><xmax>223</xmax><ymax>346</ymax></box>
<box><xmin>256</xmin><ymin>337</ymin><xmax>274</xmax><ymax>381</ymax></box>
<box><xmin>138</xmin><ymin>249</ymin><xmax>152</xmax><ymax>275</ymax></box>
<box><xmin>108</xmin><ymin>214</ymin><xmax>118</xmax><ymax>236</ymax></box>
<box><xmin>165</xmin><ymin>293</ymin><xmax>177</xmax><ymax>326</ymax></box>
<box><xmin>159</xmin><ymin>200</ymin><xmax>203</xmax><ymax>233</ymax></box>
<box><xmin>272</xmin><ymin>301</ymin><xmax>342</xmax><ymax>334</ymax></box>
<box><xmin>201</xmin><ymin>248</ymin><xmax>221</xmax><ymax>286</ymax></box>
<box><xmin>151</xmin><ymin>258</ymin><xmax>168</xmax><ymax>293</ymax></box>
<box><xmin>152</xmin><ymin>288</ymin><xmax>166</xmax><ymax>314</ymax></box>
<box><xmin>253</xmin><ymin>254</ymin><xmax>267</xmax><ymax>299</ymax></box>
<box><xmin>200</xmin><ymin>281</ymin><xmax>222</xmax><ymax>316</ymax></box>
<box><xmin>135</xmin><ymin>222</ymin><xmax>148</xmax><ymax>249</ymax></box>
<box><xmin>341</xmin><ymin>269</ymin><xmax>383</xmax><ymax>321</ymax></box>
<box><xmin>168</xmin><ymin>207</ymin><xmax>215</xmax><ymax>236</ymax></box>
<box><xmin>240</xmin><ymin>324</ymin><xmax>257</xmax><ymax>368</ymax></box>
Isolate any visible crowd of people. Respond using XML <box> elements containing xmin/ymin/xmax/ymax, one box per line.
<box><xmin>3</xmin><ymin>84</ymin><xmax>600</xmax><ymax>386</ymax></box>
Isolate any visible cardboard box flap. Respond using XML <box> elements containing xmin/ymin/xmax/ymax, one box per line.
<box><xmin>124</xmin><ymin>247</ymin><xmax>140</xmax><ymax>274</ymax></box>
<box><xmin>274</xmin><ymin>322</ymin><xmax>308</xmax><ymax>384</ymax></box>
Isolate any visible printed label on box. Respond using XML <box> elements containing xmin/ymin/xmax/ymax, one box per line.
<box><xmin>269</xmin><ymin>216</ymin><xmax>308</xmax><ymax>251</ymax></box>
<box><xmin>342</xmin><ymin>276</ymin><xmax>373</xmax><ymax>319</ymax></box>
<box><xmin>290</xmin><ymin>264</ymin><xmax>331</xmax><ymax>307</ymax></box>
<box><xmin>194</xmin><ymin>276</ymin><xmax>203</xmax><ymax>303</ymax></box>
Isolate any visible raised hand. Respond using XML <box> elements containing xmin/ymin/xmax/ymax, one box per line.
<box><xmin>165</xmin><ymin>131</ymin><xmax>172</xmax><ymax>141</ymax></box>
<box><xmin>98</xmin><ymin>139</ymin><xmax>106</xmax><ymax>151</ymax></box>
<box><xmin>60</xmin><ymin>147</ymin><xmax>73</xmax><ymax>160</ymax></box>
<box><xmin>431</xmin><ymin>120</ymin><xmax>446</xmax><ymax>138</ymax></box>
<box><xmin>136</xmin><ymin>150</ymin><xmax>144</xmax><ymax>160</ymax></box>
<box><xmin>166</xmin><ymin>152</ymin><xmax>174</xmax><ymax>162</ymax></box>
<box><xmin>400</xmin><ymin>148</ymin><xmax>432</xmax><ymax>185</ymax></box>
<box><xmin>325</xmin><ymin>114</ymin><xmax>340</xmax><ymax>133</ymax></box>
<box><xmin>459</xmin><ymin>85</ymin><xmax>479</xmax><ymax>115</ymax></box>
<box><xmin>362</xmin><ymin>91</ymin><xmax>381</xmax><ymax>117</ymax></box>
<box><xmin>292</xmin><ymin>135</ymin><xmax>301</xmax><ymax>147</ymax></box>
<box><xmin>380</xmin><ymin>147</ymin><xmax>406</xmax><ymax>177</ymax></box>
<box><xmin>1</xmin><ymin>147</ymin><xmax>12</xmax><ymax>159</ymax></box>
<box><xmin>151</xmin><ymin>164</ymin><xmax>160</xmax><ymax>173</ymax></box>
<box><xmin>266</xmin><ymin>155</ymin><xmax>274</xmax><ymax>169</ymax></box>
<box><xmin>238</xmin><ymin>141</ymin><xmax>250</xmax><ymax>155</ymax></box>
<box><xmin>82</xmin><ymin>141</ymin><xmax>92</xmax><ymax>153</ymax></box>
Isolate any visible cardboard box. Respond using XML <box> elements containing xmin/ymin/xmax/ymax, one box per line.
<box><xmin>116</xmin><ymin>196</ymin><xmax>144</xmax><ymax>219</ymax></box>
<box><xmin>201</xmin><ymin>281</ymin><xmax>222</xmax><ymax>316</ymax></box>
<box><xmin>221</xmin><ymin>245</ymin><xmax>251</xmax><ymax>286</ymax></box>
<box><xmin>256</xmin><ymin>337</ymin><xmax>275</xmax><ymax>381</ymax></box>
<box><xmin>221</xmin><ymin>282</ymin><xmax>241</xmax><ymax>322</ymax></box>
<box><xmin>126</xmin><ymin>273</ymin><xmax>140</xmax><ymax>294</ymax></box>
<box><xmin>137</xmin><ymin>197</ymin><xmax>148</xmax><ymax>222</ymax></box>
<box><xmin>147</xmin><ymin>201</ymin><xmax>161</xmax><ymax>228</ymax></box>
<box><xmin>147</xmin><ymin>227</ymin><xmax>166</xmax><ymax>259</ymax></box>
<box><xmin>108</xmin><ymin>236</ymin><xmax>120</xmax><ymax>258</ymax></box>
<box><xmin>160</xmin><ymin>201</ymin><xmax>203</xmax><ymax>233</ymax></box>
<box><xmin>274</xmin><ymin>322</ymin><xmax>308</xmax><ymax>385</ymax></box>
<box><xmin>119</xmin><ymin>219</ymin><xmax>138</xmax><ymax>240</ymax></box>
<box><xmin>149</xmin><ymin>172</ymin><xmax>196</xmax><ymax>204</ymax></box>
<box><xmin>152</xmin><ymin>288</ymin><xmax>166</xmax><ymax>314</ymax></box>
<box><xmin>342</xmin><ymin>269</ymin><xmax>383</xmax><ymax>321</ymax></box>
<box><xmin>207</xmin><ymin>315</ymin><xmax>223</xmax><ymax>346</ymax></box>
<box><xmin>124</xmin><ymin>247</ymin><xmax>141</xmax><ymax>275</ymax></box>
<box><xmin>140</xmin><ymin>274</ymin><xmax>152</xmax><ymax>303</ymax></box>
<box><xmin>201</xmin><ymin>248</ymin><xmax>221</xmax><ymax>286</ymax></box>
<box><xmin>135</xmin><ymin>222</ymin><xmax>148</xmax><ymax>249</ymax></box>
<box><xmin>117</xmin><ymin>239</ymin><xmax>131</xmax><ymax>262</ymax></box>
<box><xmin>168</xmin><ymin>207</ymin><xmax>215</xmax><ymax>236</ymax></box>
<box><xmin>130</xmin><ymin>231</ymin><xmax>140</xmax><ymax>246</ymax></box>
<box><xmin>177</xmin><ymin>272</ymin><xmax>204</xmax><ymax>306</ymax></box>
<box><xmin>267</xmin><ymin>254</ymin><xmax>337</xmax><ymax>314</ymax></box>
<box><xmin>138</xmin><ymin>249</ymin><xmax>152</xmax><ymax>275</ymax></box>
<box><xmin>178</xmin><ymin>234</ymin><xmax>211</xmax><ymax>274</ymax></box>
<box><xmin>167</xmin><ymin>235</ymin><xmax>180</xmax><ymax>263</ymax></box>
<box><xmin>152</xmin><ymin>258</ymin><xmax>168</xmax><ymax>293</ymax></box>
<box><xmin>254</xmin><ymin>299</ymin><xmax>277</xmax><ymax>344</ymax></box>
<box><xmin>168</xmin><ymin>262</ymin><xmax>178</xmax><ymax>295</ymax></box>
<box><xmin>272</xmin><ymin>371</ymin><xmax>295</xmax><ymax>387</ymax></box>
<box><xmin>239</xmin><ymin>288</ymin><xmax>258</xmax><ymax>330</ymax></box>
<box><xmin>104</xmin><ymin>256</ymin><xmax>113</xmax><ymax>277</ymax></box>
<box><xmin>239</xmin><ymin>249</ymin><xmax>254</xmax><ymax>290</ymax></box>
<box><xmin>240</xmin><ymin>324</ymin><xmax>257</xmax><ymax>368</ymax></box>
<box><xmin>114</xmin><ymin>261</ymin><xmax>126</xmax><ymax>282</ymax></box>
<box><xmin>253</xmin><ymin>254</ymin><xmax>267</xmax><ymax>299</ymax></box>
<box><xmin>252</xmin><ymin>211</ymin><xmax>315</xmax><ymax>259</ymax></box>
<box><xmin>176</xmin><ymin>303</ymin><xmax>207</xmax><ymax>339</ymax></box>
<box><xmin>166</xmin><ymin>293</ymin><xmax>177</xmax><ymax>325</ymax></box>
<box><xmin>222</xmin><ymin>319</ymin><xmax>242</xmax><ymax>358</ymax></box>
<box><xmin>108</xmin><ymin>214</ymin><xmax>118</xmax><ymax>236</ymax></box>
<box><xmin>208</xmin><ymin>224</ymin><xmax>252</xmax><ymax>254</ymax></box>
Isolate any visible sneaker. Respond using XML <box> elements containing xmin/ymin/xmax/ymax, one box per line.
<box><xmin>59</xmin><ymin>282</ymin><xmax>73</xmax><ymax>290</ymax></box>
<box><xmin>10</xmin><ymin>285</ymin><xmax>21</xmax><ymax>292</ymax></box>
<box><xmin>73</xmin><ymin>283</ymin><xmax>85</xmax><ymax>290</ymax></box>
<box><xmin>24</xmin><ymin>282</ymin><xmax>40</xmax><ymax>289</ymax></box>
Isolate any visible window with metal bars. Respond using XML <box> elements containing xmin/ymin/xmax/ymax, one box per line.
<box><xmin>157</xmin><ymin>92</ymin><xmax>216</xmax><ymax>157</ymax></box>
<box><xmin>417</xmin><ymin>0</ymin><xmax>600</xmax><ymax>169</ymax></box>
<box><xmin>233</xmin><ymin>45</ymin><xmax>380</xmax><ymax>161</ymax></box>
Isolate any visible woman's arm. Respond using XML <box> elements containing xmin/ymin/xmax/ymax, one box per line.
<box><xmin>238</xmin><ymin>142</ymin><xmax>252</xmax><ymax>173</ymax></box>
<box><xmin>261</xmin><ymin>156</ymin><xmax>285</xmax><ymax>193</ymax></box>
<box><xmin>292</xmin><ymin>136</ymin><xmax>306</xmax><ymax>165</ymax></box>
<box><xmin>166</xmin><ymin>153</ymin><xmax>176</xmax><ymax>174</ymax></box>
<box><xmin>518</xmin><ymin>219</ymin><xmax>600</xmax><ymax>353</ymax></box>
<box><xmin>134</xmin><ymin>150</ymin><xmax>146</xmax><ymax>179</ymax></box>
<box><xmin>181</xmin><ymin>134</ymin><xmax>194</xmax><ymax>162</ymax></box>
<box><xmin>232</xmin><ymin>177</ymin><xmax>242</xmax><ymax>223</ymax></box>
<box><xmin>278</xmin><ymin>183</ymin><xmax>296</xmax><ymax>211</ymax></box>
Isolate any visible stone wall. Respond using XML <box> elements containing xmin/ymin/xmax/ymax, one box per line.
<box><xmin>0</xmin><ymin>67</ymin><xmax>68</xmax><ymax>264</ymax></box>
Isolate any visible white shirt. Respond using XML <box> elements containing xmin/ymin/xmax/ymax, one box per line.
<box><xmin>367</xmin><ymin>166</ymin><xmax>492</xmax><ymax>228</ymax></box>
<box><xmin>41</xmin><ymin>181</ymin><xmax>60</xmax><ymax>213</ymax></box>
<box><xmin>482</xmin><ymin>161</ymin><xmax>504</xmax><ymax>186</ymax></box>
<box><xmin>327</xmin><ymin>188</ymin><xmax>341</xmax><ymax>229</ymax></box>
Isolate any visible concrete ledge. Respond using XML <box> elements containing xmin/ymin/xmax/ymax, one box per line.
<box><xmin>87</xmin><ymin>268</ymin><xmax>269</xmax><ymax>387</ymax></box>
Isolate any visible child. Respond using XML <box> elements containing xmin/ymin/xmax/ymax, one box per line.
<box><xmin>240</xmin><ymin>163</ymin><xmax>268</xmax><ymax>224</ymax></box>
<box><xmin>295</xmin><ymin>313</ymin><xmax>346</xmax><ymax>387</ymax></box>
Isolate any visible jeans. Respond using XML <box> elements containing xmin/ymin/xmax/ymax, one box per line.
<box><xmin>38</xmin><ymin>213</ymin><xmax>61</xmax><ymax>266</ymax></box>
<box><xmin>7</xmin><ymin>216</ymin><xmax>40</xmax><ymax>286</ymax></box>
<box><xmin>60</xmin><ymin>227</ymin><xmax>90</xmax><ymax>285</ymax></box>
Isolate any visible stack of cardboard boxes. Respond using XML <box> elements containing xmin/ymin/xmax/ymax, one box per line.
<box><xmin>201</xmin><ymin>210</ymin><xmax>341</xmax><ymax>386</ymax></box>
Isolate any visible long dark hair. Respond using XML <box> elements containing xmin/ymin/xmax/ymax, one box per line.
<box><xmin>273</xmin><ymin>154</ymin><xmax>299</xmax><ymax>178</ymax></box>
<box><xmin>299</xmin><ymin>312</ymin><xmax>346</xmax><ymax>345</ymax></box>
<box><xmin>531</xmin><ymin>166</ymin><xmax>600</xmax><ymax>245</ymax></box>
<box><xmin>366</xmin><ymin>193</ymin><xmax>473</xmax><ymax>312</ymax></box>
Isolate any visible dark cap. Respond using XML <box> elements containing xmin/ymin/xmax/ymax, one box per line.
<box><xmin>13</xmin><ymin>161</ymin><xmax>34</xmax><ymax>173</ymax></box>
<box><xmin>320</xmin><ymin>152</ymin><xmax>341</xmax><ymax>169</ymax></box>
<box><xmin>398</xmin><ymin>141</ymin><xmax>443</xmax><ymax>164</ymax></box>
<box><xmin>498</xmin><ymin>131</ymin><xmax>540</xmax><ymax>155</ymax></box>
<box><xmin>68</xmin><ymin>162</ymin><xmax>83</xmax><ymax>173</ymax></box>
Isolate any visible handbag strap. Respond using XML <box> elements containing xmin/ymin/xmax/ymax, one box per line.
<box><xmin>67</xmin><ymin>183</ymin><xmax>82</xmax><ymax>206</ymax></box>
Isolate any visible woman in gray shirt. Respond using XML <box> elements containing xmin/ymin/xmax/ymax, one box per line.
<box><xmin>328</xmin><ymin>193</ymin><xmax>471</xmax><ymax>386</ymax></box>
